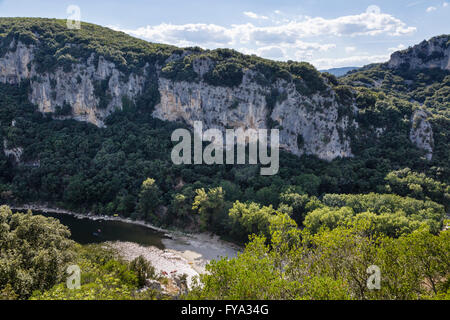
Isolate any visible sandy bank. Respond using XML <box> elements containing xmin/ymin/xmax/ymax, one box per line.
<box><xmin>162</xmin><ymin>233</ymin><xmax>240</xmax><ymax>273</ymax></box>
<box><xmin>107</xmin><ymin>232</ymin><xmax>239</xmax><ymax>288</ymax></box>
<box><xmin>107</xmin><ymin>241</ymin><xmax>200</xmax><ymax>288</ymax></box>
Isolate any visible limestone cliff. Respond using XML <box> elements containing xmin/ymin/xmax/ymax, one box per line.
<box><xmin>2</xmin><ymin>19</ymin><xmax>447</xmax><ymax>163</ymax></box>
<box><xmin>0</xmin><ymin>40</ymin><xmax>149</xmax><ymax>127</ymax></box>
<box><xmin>3</xmin><ymin>138</ymin><xmax>23</xmax><ymax>163</ymax></box>
<box><xmin>154</xmin><ymin>69</ymin><xmax>352</xmax><ymax>160</ymax></box>
<box><xmin>385</xmin><ymin>35</ymin><xmax>448</xmax><ymax>158</ymax></box>
<box><xmin>388</xmin><ymin>35</ymin><xmax>450</xmax><ymax>71</ymax></box>
<box><xmin>409</xmin><ymin>110</ymin><xmax>434</xmax><ymax>161</ymax></box>
<box><xmin>0</xmin><ymin>39</ymin><xmax>355</xmax><ymax>161</ymax></box>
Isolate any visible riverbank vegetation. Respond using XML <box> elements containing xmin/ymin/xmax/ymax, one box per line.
<box><xmin>189</xmin><ymin>215</ymin><xmax>449</xmax><ymax>300</ymax></box>
<box><xmin>0</xmin><ymin>205</ymin><xmax>175</xmax><ymax>300</ymax></box>
<box><xmin>1</xmin><ymin>205</ymin><xmax>448</xmax><ymax>300</ymax></box>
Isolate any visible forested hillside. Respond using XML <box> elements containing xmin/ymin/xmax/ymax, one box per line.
<box><xmin>0</xmin><ymin>18</ymin><xmax>448</xmax><ymax>235</ymax></box>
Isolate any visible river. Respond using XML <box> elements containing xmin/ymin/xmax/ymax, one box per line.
<box><xmin>35</xmin><ymin>210</ymin><xmax>166</xmax><ymax>249</ymax></box>
<box><xmin>22</xmin><ymin>207</ymin><xmax>239</xmax><ymax>285</ymax></box>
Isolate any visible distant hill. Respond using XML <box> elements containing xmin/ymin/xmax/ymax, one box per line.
<box><xmin>387</xmin><ymin>34</ymin><xmax>450</xmax><ymax>71</ymax></box>
<box><xmin>320</xmin><ymin>67</ymin><xmax>360</xmax><ymax>77</ymax></box>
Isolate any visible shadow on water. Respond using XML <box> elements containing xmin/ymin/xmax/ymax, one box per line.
<box><xmin>34</xmin><ymin>211</ymin><xmax>165</xmax><ymax>249</ymax></box>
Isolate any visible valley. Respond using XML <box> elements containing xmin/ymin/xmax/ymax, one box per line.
<box><xmin>0</xmin><ymin>17</ymin><xmax>448</xmax><ymax>301</ymax></box>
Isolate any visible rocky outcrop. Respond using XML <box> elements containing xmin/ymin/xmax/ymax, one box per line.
<box><xmin>410</xmin><ymin>110</ymin><xmax>434</xmax><ymax>160</ymax></box>
<box><xmin>270</xmin><ymin>82</ymin><xmax>353</xmax><ymax>160</ymax></box>
<box><xmin>0</xmin><ymin>40</ymin><xmax>149</xmax><ymax>127</ymax></box>
<box><xmin>154</xmin><ymin>68</ymin><xmax>353</xmax><ymax>160</ymax></box>
<box><xmin>388</xmin><ymin>35</ymin><xmax>450</xmax><ymax>71</ymax></box>
<box><xmin>385</xmin><ymin>36</ymin><xmax>448</xmax><ymax>160</ymax></box>
<box><xmin>0</xmin><ymin>41</ymin><xmax>33</xmax><ymax>83</ymax></box>
<box><xmin>3</xmin><ymin>139</ymin><xmax>23</xmax><ymax>163</ymax></box>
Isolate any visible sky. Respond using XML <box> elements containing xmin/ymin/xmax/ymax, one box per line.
<box><xmin>0</xmin><ymin>0</ymin><xmax>449</xmax><ymax>69</ymax></box>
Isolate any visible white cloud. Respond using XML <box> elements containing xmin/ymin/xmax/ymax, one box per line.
<box><xmin>312</xmin><ymin>54</ymin><xmax>390</xmax><ymax>69</ymax></box>
<box><xmin>118</xmin><ymin>7</ymin><xmax>415</xmax><ymax>44</ymax></box>
<box><xmin>443</xmin><ymin>2</ymin><xmax>449</xmax><ymax>7</ymax></box>
<box><xmin>111</xmin><ymin>6</ymin><xmax>415</xmax><ymax>68</ymax></box>
<box><xmin>388</xmin><ymin>44</ymin><xmax>406</xmax><ymax>52</ymax></box>
<box><xmin>426</xmin><ymin>6</ymin><xmax>437</xmax><ymax>12</ymax></box>
<box><xmin>255</xmin><ymin>46</ymin><xmax>286</xmax><ymax>59</ymax></box>
<box><xmin>111</xmin><ymin>22</ymin><xmax>338</xmax><ymax>54</ymax></box>
<box><xmin>112</xmin><ymin>23</ymin><xmax>234</xmax><ymax>48</ymax></box>
<box><xmin>243</xmin><ymin>11</ymin><xmax>269</xmax><ymax>20</ymax></box>
<box><xmin>238</xmin><ymin>40</ymin><xmax>336</xmax><ymax>62</ymax></box>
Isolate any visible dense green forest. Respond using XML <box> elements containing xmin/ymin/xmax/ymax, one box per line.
<box><xmin>0</xmin><ymin>79</ymin><xmax>447</xmax><ymax>238</ymax></box>
<box><xmin>0</xmin><ymin>18</ymin><xmax>448</xmax><ymax>300</ymax></box>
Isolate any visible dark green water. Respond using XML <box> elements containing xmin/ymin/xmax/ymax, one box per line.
<box><xmin>36</xmin><ymin>211</ymin><xmax>165</xmax><ymax>249</ymax></box>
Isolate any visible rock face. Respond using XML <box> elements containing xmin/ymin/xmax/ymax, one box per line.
<box><xmin>410</xmin><ymin>110</ymin><xmax>434</xmax><ymax>160</ymax></box>
<box><xmin>3</xmin><ymin>138</ymin><xmax>23</xmax><ymax>163</ymax></box>
<box><xmin>0</xmin><ymin>41</ymin><xmax>33</xmax><ymax>83</ymax></box>
<box><xmin>1</xmin><ymin>33</ymin><xmax>443</xmax><ymax>162</ymax></box>
<box><xmin>386</xmin><ymin>36</ymin><xmax>448</xmax><ymax>159</ymax></box>
<box><xmin>388</xmin><ymin>35</ymin><xmax>450</xmax><ymax>71</ymax></box>
<box><xmin>0</xmin><ymin>39</ymin><xmax>356</xmax><ymax>161</ymax></box>
<box><xmin>0</xmin><ymin>40</ymin><xmax>149</xmax><ymax>127</ymax></box>
<box><xmin>154</xmin><ymin>69</ymin><xmax>353</xmax><ymax>160</ymax></box>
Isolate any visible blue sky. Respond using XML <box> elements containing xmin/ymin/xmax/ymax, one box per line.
<box><xmin>1</xmin><ymin>0</ymin><xmax>449</xmax><ymax>69</ymax></box>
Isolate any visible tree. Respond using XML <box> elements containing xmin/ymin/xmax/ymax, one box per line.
<box><xmin>385</xmin><ymin>168</ymin><xmax>450</xmax><ymax>211</ymax></box>
<box><xmin>318</xmin><ymin>193</ymin><xmax>445</xmax><ymax>234</ymax></box>
<box><xmin>188</xmin><ymin>234</ymin><xmax>351</xmax><ymax>300</ymax></box>
<box><xmin>228</xmin><ymin>201</ymin><xmax>275</xmax><ymax>240</ymax></box>
<box><xmin>129</xmin><ymin>256</ymin><xmax>156</xmax><ymax>287</ymax></box>
<box><xmin>169</xmin><ymin>193</ymin><xmax>191</xmax><ymax>219</ymax></box>
<box><xmin>0</xmin><ymin>206</ymin><xmax>76</xmax><ymax>299</ymax></box>
<box><xmin>31</xmin><ymin>245</ymin><xmax>159</xmax><ymax>300</ymax></box>
<box><xmin>192</xmin><ymin>187</ymin><xmax>226</xmax><ymax>232</ymax></box>
<box><xmin>292</xmin><ymin>174</ymin><xmax>321</xmax><ymax>196</ymax></box>
<box><xmin>303</xmin><ymin>206</ymin><xmax>354</xmax><ymax>234</ymax></box>
<box><xmin>137</xmin><ymin>178</ymin><xmax>162</xmax><ymax>220</ymax></box>
<box><xmin>0</xmin><ymin>284</ymin><xmax>18</xmax><ymax>300</ymax></box>
<box><xmin>279</xmin><ymin>190</ymin><xmax>310</xmax><ymax>223</ymax></box>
